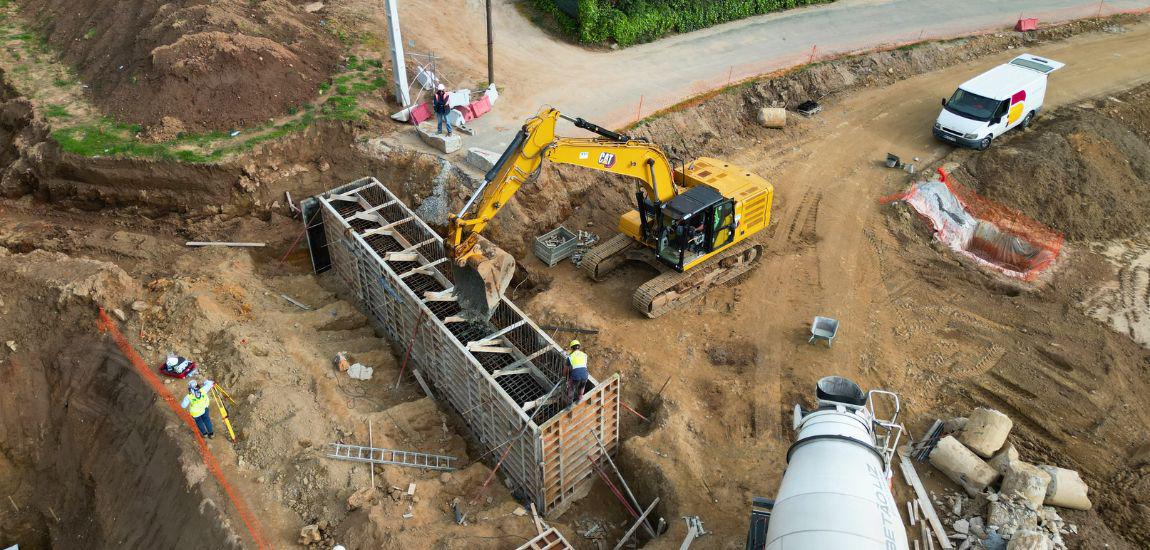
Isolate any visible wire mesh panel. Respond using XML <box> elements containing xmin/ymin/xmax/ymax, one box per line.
<box><xmin>308</xmin><ymin>177</ymin><xmax>620</xmax><ymax>515</ymax></box>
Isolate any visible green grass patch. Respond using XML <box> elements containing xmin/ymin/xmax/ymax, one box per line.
<box><xmin>43</xmin><ymin>104</ymin><xmax>70</xmax><ymax>118</ymax></box>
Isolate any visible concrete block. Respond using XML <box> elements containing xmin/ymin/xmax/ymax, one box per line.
<box><xmin>757</xmin><ymin>107</ymin><xmax>787</xmax><ymax>128</ymax></box>
<box><xmin>929</xmin><ymin>435</ymin><xmax>1000</xmax><ymax>495</ymax></box>
<box><xmin>1006</xmin><ymin>532</ymin><xmax>1051</xmax><ymax>550</ymax></box>
<box><xmin>1037</xmin><ymin>466</ymin><xmax>1092</xmax><ymax>510</ymax></box>
<box><xmin>988</xmin><ymin>442</ymin><xmax>1019</xmax><ymax>475</ymax></box>
<box><xmin>465</xmin><ymin>147</ymin><xmax>500</xmax><ymax>172</ymax></box>
<box><xmin>959</xmin><ymin>407</ymin><xmax>1013</xmax><ymax>458</ymax></box>
<box><xmin>417</xmin><ymin>123</ymin><xmax>462</xmax><ymax>154</ymax></box>
<box><xmin>1000</xmin><ymin>461</ymin><xmax>1051</xmax><ymax>507</ymax></box>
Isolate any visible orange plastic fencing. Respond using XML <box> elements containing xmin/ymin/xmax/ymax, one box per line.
<box><xmin>937</xmin><ymin>168</ymin><xmax>1064</xmax><ymax>280</ymax></box>
<box><xmin>96</xmin><ymin>308</ymin><xmax>269</xmax><ymax>550</ymax></box>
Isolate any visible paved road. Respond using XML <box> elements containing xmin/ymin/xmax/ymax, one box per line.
<box><xmin>447</xmin><ymin>0</ymin><xmax>1150</xmax><ymax>152</ymax></box>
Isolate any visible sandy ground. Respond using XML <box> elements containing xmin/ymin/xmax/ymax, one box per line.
<box><xmin>515</xmin><ymin>20</ymin><xmax>1150</xmax><ymax>549</ymax></box>
<box><xmin>4</xmin><ymin>9</ymin><xmax>1150</xmax><ymax>550</ymax></box>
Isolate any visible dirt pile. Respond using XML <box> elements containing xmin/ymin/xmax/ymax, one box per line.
<box><xmin>958</xmin><ymin>84</ymin><xmax>1150</xmax><ymax>241</ymax></box>
<box><xmin>14</xmin><ymin>0</ymin><xmax>339</xmax><ymax>131</ymax></box>
<box><xmin>0</xmin><ymin>249</ymin><xmax>242</xmax><ymax>549</ymax></box>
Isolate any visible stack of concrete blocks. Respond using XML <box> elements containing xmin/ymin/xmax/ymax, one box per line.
<box><xmin>926</xmin><ymin>408</ymin><xmax>1092</xmax><ymax>550</ymax></box>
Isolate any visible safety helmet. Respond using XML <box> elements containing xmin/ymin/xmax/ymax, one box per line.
<box><xmin>437</xmin><ymin>83</ymin><xmax>446</xmax><ymax>91</ymax></box>
<box><xmin>187</xmin><ymin>379</ymin><xmax>199</xmax><ymax>389</ymax></box>
<box><xmin>166</xmin><ymin>354</ymin><xmax>179</xmax><ymax>367</ymax></box>
<box><xmin>569</xmin><ymin>340</ymin><xmax>580</xmax><ymax>349</ymax></box>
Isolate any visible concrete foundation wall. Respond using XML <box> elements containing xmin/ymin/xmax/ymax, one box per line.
<box><xmin>305</xmin><ymin>177</ymin><xmax>620</xmax><ymax>515</ymax></box>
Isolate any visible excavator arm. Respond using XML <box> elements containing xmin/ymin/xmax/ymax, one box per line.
<box><xmin>447</xmin><ymin>107</ymin><xmax>679</xmax><ymax>317</ymax></box>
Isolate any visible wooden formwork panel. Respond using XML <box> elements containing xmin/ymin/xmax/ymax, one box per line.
<box><xmin>310</xmin><ymin>178</ymin><xmax>620</xmax><ymax>515</ymax></box>
<box><xmin>539</xmin><ymin>374</ymin><xmax>621</xmax><ymax>513</ymax></box>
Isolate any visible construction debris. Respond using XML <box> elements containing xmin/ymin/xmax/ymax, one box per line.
<box><xmin>347</xmin><ymin>362</ymin><xmax>374</xmax><ymax>380</ymax></box>
<box><xmin>679</xmin><ymin>515</ymin><xmax>708</xmax><ymax>549</ymax></box>
<box><xmin>921</xmin><ymin>408</ymin><xmax>1090</xmax><ymax>550</ymax></box>
<box><xmin>569</xmin><ymin>230</ymin><xmax>600</xmax><ymax>266</ymax></box>
<box><xmin>795</xmin><ymin>100</ymin><xmax>821</xmax><ymax>116</ymax></box>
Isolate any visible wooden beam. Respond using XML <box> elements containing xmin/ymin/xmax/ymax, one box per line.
<box><xmin>384</xmin><ymin>252</ymin><xmax>419</xmax><ymax>262</ymax></box>
<box><xmin>493</xmin><ymin>367</ymin><xmax>532</xmax><ymax>378</ymax></box>
<box><xmin>185</xmin><ymin>241</ymin><xmax>265</xmax><ymax>247</ymax></box>
<box><xmin>613</xmin><ymin>498</ymin><xmax>660</xmax><ymax>550</ymax></box>
<box><xmin>899</xmin><ymin>453</ymin><xmax>952</xmax><ymax>549</ymax></box>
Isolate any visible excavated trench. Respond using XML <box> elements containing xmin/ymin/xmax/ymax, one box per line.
<box><xmin>0</xmin><ymin>254</ymin><xmax>240</xmax><ymax>549</ymax></box>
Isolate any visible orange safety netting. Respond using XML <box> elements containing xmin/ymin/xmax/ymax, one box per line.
<box><xmin>96</xmin><ymin>308</ymin><xmax>269</xmax><ymax>550</ymax></box>
<box><xmin>937</xmin><ymin>168</ymin><xmax>1063</xmax><ymax>280</ymax></box>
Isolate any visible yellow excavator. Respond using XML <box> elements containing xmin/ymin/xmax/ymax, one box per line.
<box><xmin>447</xmin><ymin>107</ymin><xmax>774</xmax><ymax>319</ymax></box>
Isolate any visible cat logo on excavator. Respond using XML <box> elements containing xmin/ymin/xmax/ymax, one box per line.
<box><xmin>598</xmin><ymin>152</ymin><xmax>616</xmax><ymax>168</ymax></box>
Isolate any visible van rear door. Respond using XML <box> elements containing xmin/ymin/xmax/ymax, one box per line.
<box><xmin>1009</xmin><ymin>54</ymin><xmax>1065</xmax><ymax>74</ymax></box>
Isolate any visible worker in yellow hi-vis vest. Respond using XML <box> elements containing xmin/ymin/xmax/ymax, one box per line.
<box><xmin>181</xmin><ymin>378</ymin><xmax>216</xmax><ymax>438</ymax></box>
<box><xmin>567</xmin><ymin>340</ymin><xmax>590</xmax><ymax>404</ymax></box>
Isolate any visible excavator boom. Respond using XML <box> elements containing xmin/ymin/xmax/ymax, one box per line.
<box><xmin>447</xmin><ymin>107</ymin><xmax>680</xmax><ymax>318</ymax></box>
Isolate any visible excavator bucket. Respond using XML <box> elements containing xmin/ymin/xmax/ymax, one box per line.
<box><xmin>451</xmin><ymin>235</ymin><xmax>516</xmax><ymax>320</ymax></box>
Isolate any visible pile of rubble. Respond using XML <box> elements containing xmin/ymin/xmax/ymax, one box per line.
<box><xmin>923</xmin><ymin>408</ymin><xmax>1091</xmax><ymax>550</ymax></box>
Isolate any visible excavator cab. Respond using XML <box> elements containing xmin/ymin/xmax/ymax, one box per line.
<box><xmin>650</xmin><ymin>185</ymin><xmax>738</xmax><ymax>271</ymax></box>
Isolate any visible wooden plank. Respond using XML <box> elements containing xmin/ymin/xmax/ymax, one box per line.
<box><xmin>899</xmin><ymin>453</ymin><xmax>952</xmax><ymax>549</ymax></box>
<box><xmin>613</xmin><ymin>498</ymin><xmax>660</xmax><ymax>550</ymax></box>
<box><xmin>185</xmin><ymin>241</ymin><xmax>266</xmax><ymax>247</ymax></box>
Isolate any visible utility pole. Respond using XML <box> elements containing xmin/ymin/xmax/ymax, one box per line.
<box><xmin>486</xmin><ymin>0</ymin><xmax>495</xmax><ymax>86</ymax></box>
<box><xmin>384</xmin><ymin>0</ymin><xmax>412</xmax><ymax>107</ymax></box>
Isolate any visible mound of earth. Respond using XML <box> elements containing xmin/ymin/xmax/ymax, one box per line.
<box><xmin>15</xmin><ymin>0</ymin><xmax>339</xmax><ymax>131</ymax></box>
<box><xmin>961</xmin><ymin>84</ymin><xmax>1150</xmax><ymax>242</ymax></box>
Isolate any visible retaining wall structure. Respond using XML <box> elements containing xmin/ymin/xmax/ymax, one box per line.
<box><xmin>303</xmin><ymin>177</ymin><xmax>620</xmax><ymax>515</ymax></box>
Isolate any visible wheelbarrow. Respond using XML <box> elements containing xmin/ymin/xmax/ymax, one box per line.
<box><xmin>808</xmin><ymin>316</ymin><xmax>840</xmax><ymax>347</ymax></box>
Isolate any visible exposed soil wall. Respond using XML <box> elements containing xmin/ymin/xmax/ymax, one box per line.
<box><xmin>14</xmin><ymin>0</ymin><xmax>339</xmax><ymax>132</ymax></box>
<box><xmin>0</xmin><ymin>250</ymin><xmax>240</xmax><ymax>549</ymax></box>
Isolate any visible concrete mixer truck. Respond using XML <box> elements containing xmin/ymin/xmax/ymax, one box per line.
<box><xmin>746</xmin><ymin>376</ymin><xmax>910</xmax><ymax>550</ymax></box>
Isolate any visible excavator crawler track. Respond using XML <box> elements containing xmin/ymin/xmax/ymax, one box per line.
<box><xmin>632</xmin><ymin>240</ymin><xmax>763</xmax><ymax>318</ymax></box>
<box><xmin>579</xmin><ymin>233</ymin><xmax>638</xmax><ymax>281</ymax></box>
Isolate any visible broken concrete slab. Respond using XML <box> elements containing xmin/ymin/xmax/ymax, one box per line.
<box><xmin>417</xmin><ymin>123</ymin><xmax>462</xmax><ymax>154</ymax></box>
<box><xmin>988</xmin><ymin>443</ymin><xmax>1019</xmax><ymax>475</ymax></box>
<box><xmin>959</xmin><ymin>408</ymin><xmax>1013</xmax><ymax>458</ymax></box>
<box><xmin>930</xmin><ymin>435</ymin><xmax>1001</xmax><ymax>495</ymax></box>
<box><xmin>465</xmin><ymin>147</ymin><xmax>500</xmax><ymax>172</ymax></box>
<box><xmin>1000</xmin><ymin>461</ymin><xmax>1051</xmax><ymax>507</ymax></box>
<box><xmin>1005</xmin><ymin>531</ymin><xmax>1051</xmax><ymax>550</ymax></box>
<box><xmin>1037</xmin><ymin>465</ymin><xmax>1092</xmax><ymax>510</ymax></box>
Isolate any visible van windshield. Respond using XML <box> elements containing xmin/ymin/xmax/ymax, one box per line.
<box><xmin>945</xmin><ymin>89</ymin><xmax>997</xmax><ymax>122</ymax></box>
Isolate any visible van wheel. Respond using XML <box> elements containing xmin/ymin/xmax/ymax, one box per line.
<box><xmin>977</xmin><ymin>136</ymin><xmax>993</xmax><ymax>150</ymax></box>
<box><xmin>1021</xmin><ymin>111</ymin><xmax>1035</xmax><ymax>129</ymax></box>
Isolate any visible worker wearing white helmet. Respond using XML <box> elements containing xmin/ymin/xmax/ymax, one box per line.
<box><xmin>181</xmin><ymin>378</ymin><xmax>216</xmax><ymax>439</ymax></box>
<box><xmin>567</xmin><ymin>340</ymin><xmax>589</xmax><ymax>403</ymax></box>
<box><xmin>432</xmin><ymin>83</ymin><xmax>453</xmax><ymax>137</ymax></box>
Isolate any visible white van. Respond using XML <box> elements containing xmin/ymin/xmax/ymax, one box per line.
<box><xmin>933</xmin><ymin>53</ymin><xmax>1064</xmax><ymax>150</ymax></box>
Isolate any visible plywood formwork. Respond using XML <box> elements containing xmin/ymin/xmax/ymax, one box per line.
<box><xmin>303</xmin><ymin>177</ymin><xmax>621</xmax><ymax>515</ymax></box>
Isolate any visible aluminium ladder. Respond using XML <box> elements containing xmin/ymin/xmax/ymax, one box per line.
<box><xmin>326</xmin><ymin>443</ymin><xmax>458</xmax><ymax>471</ymax></box>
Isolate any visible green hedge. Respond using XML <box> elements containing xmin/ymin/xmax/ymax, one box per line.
<box><xmin>530</xmin><ymin>0</ymin><xmax>833</xmax><ymax>47</ymax></box>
